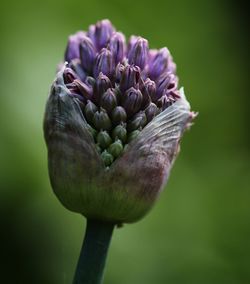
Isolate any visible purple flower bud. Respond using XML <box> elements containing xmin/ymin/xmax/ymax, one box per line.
<box><xmin>111</xmin><ymin>106</ymin><xmax>127</xmax><ymax>125</ymax></box>
<box><xmin>115</xmin><ymin>63</ymin><xmax>125</xmax><ymax>83</ymax></box>
<box><xmin>44</xmin><ymin>21</ymin><xmax>195</xmax><ymax>225</ymax></box>
<box><xmin>127</xmin><ymin>35</ymin><xmax>138</xmax><ymax>51</ymax></box>
<box><xmin>120</xmin><ymin>65</ymin><xmax>140</xmax><ymax>92</ymax></box>
<box><xmin>68</xmin><ymin>59</ymin><xmax>87</xmax><ymax>82</ymax></box>
<box><xmin>89</xmin><ymin>19</ymin><xmax>115</xmax><ymax>51</ymax></box>
<box><xmin>148</xmin><ymin>47</ymin><xmax>170</xmax><ymax>80</ymax></box>
<box><xmin>108</xmin><ymin>32</ymin><xmax>126</xmax><ymax>65</ymax></box>
<box><xmin>70</xmin><ymin>79</ymin><xmax>92</xmax><ymax>100</ymax></box>
<box><xmin>94</xmin><ymin>48</ymin><xmax>114</xmax><ymax>78</ymax></box>
<box><xmin>122</xmin><ymin>87</ymin><xmax>143</xmax><ymax>117</ymax></box>
<box><xmin>80</xmin><ymin>36</ymin><xmax>96</xmax><ymax>74</ymax></box>
<box><xmin>144</xmin><ymin>78</ymin><xmax>156</xmax><ymax>100</ymax></box>
<box><xmin>128</xmin><ymin>37</ymin><xmax>148</xmax><ymax>69</ymax></box>
<box><xmin>93</xmin><ymin>72</ymin><xmax>112</xmax><ymax>103</ymax></box>
<box><xmin>65</xmin><ymin>31</ymin><xmax>85</xmax><ymax>62</ymax></box>
<box><xmin>100</xmin><ymin>88</ymin><xmax>117</xmax><ymax>113</ymax></box>
<box><xmin>63</xmin><ymin>67</ymin><xmax>79</xmax><ymax>84</ymax></box>
<box><xmin>156</xmin><ymin>72</ymin><xmax>177</xmax><ymax>99</ymax></box>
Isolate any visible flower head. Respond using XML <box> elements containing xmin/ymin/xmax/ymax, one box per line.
<box><xmin>44</xmin><ymin>19</ymin><xmax>196</xmax><ymax>223</ymax></box>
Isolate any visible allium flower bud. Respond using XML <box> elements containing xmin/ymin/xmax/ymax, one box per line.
<box><xmin>128</xmin><ymin>37</ymin><xmax>148</xmax><ymax>69</ymax></box>
<box><xmin>80</xmin><ymin>36</ymin><xmax>96</xmax><ymax>73</ymax></box>
<box><xmin>112</xmin><ymin>124</ymin><xmax>127</xmax><ymax>143</ymax></box>
<box><xmin>108</xmin><ymin>139</ymin><xmax>123</xmax><ymax>158</ymax></box>
<box><xmin>65</xmin><ymin>31</ymin><xmax>85</xmax><ymax>62</ymax></box>
<box><xmin>68</xmin><ymin>59</ymin><xmax>86</xmax><ymax>82</ymax></box>
<box><xmin>149</xmin><ymin>47</ymin><xmax>170</xmax><ymax>80</ymax></box>
<box><xmin>93</xmin><ymin>108</ymin><xmax>112</xmax><ymax>131</ymax></box>
<box><xmin>122</xmin><ymin>87</ymin><xmax>143</xmax><ymax>117</ymax></box>
<box><xmin>108</xmin><ymin>32</ymin><xmax>126</xmax><ymax>65</ymax></box>
<box><xmin>120</xmin><ymin>65</ymin><xmax>140</xmax><ymax>92</ymax></box>
<box><xmin>84</xmin><ymin>100</ymin><xmax>98</xmax><ymax>123</ymax></box>
<box><xmin>94</xmin><ymin>72</ymin><xmax>112</xmax><ymax>102</ymax></box>
<box><xmin>44</xmin><ymin>19</ymin><xmax>195</xmax><ymax>223</ymax></box>
<box><xmin>145</xmin><ymin>102</ymin><xmax>158</xmax><ymax>122</ymax></box>
<box><xmin>94</xmin><ymin>48</ymin><xmax>114</xmax><ymax>78</ymax></box>
<box><xmin>92</xmin><ymin>20</ymin><xmax>115</xmax><ymax>50</ymax></box>
<box><xmin>111</xmin><ymin>106</ymin><xmax>127</xmax><ymax>125</ymax></box>
<box><xmin>97</xmin><ymin>130</ymin><xmax>112</xmax><ymax>149</ymax></box>
<box><xmin>100</xmin><ymin>88</ymin><xmax>117</xmax><ymax>113</ymax></box>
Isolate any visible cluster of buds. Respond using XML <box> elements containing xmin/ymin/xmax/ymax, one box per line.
<box><xmin>62</xmin><ymin>19</ymin><xmax>180</xmax><ymax>167</ymax></box>
<box><xmin>44</xmin><ymin>20</ymin><xmax>195</xmax><ymax>223</ymax></box>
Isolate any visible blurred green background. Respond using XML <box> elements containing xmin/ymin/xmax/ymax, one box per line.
<box><xmin>0</xmin><ymin>0</ymin><xmax>249</xmax><ymax>283</ymax></box>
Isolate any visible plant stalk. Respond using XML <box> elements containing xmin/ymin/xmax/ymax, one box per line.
<box><xmin>73</xmin><ymin>219</ymin><xmax>115</xmax><ymax>284</ymax></box>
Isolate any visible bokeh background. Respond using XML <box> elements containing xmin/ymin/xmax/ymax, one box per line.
<box><xmin>0</xmin><ymin>0</ymin><xmax>249</xmax><ymax>283</ymax></box>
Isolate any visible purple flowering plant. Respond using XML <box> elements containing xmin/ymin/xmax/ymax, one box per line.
<box><xmin>44</xmin><ymin>19</ymin><xmax>195</xmax><ymax>284</ymax></box>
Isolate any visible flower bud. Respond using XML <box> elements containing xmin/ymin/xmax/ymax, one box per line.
<box><xmin>148</xmin><ymin>47</ymin><xmax>169</xmax><ymax>80</ymax></box>
<box><xmin>63</xmin><ymin>67</ymin><xmax>79</xmax><ymax>84</ymax></box>
<box><xmin>128</xmin><ymin>37</ymin><xmax>148</xmax><ymax>69</ymax></box>
<box><xmin>127</xmin><ymin>111</ymin><xmax>147</xmax><ymax>132</ymax></box>
<box><xmin>127</xmin><ymin>129</ymin><xmax>141</xmax><ymax>143</ymax></box>
<box><xmin>93</xmin><ymin>108</ymin><xmax>112</xmax><ymax>131</ymax></box>
<box><xmin>86</xmin><ymin>124</ymin><xmax>97</xmax><ymax>138</ymax></box>
<box><xmin>115</xmin><ymin>63</ymin><xmax>125</xmax><ymax>83</ymax></box>
<box><xmin>100</xmin><ymin>88</ymin><xmax>117</xmax><ymax>113</ymax></box>
<box><xmin>122</xmin><ymin>87</ymin><xmax>143</xmax><ymax>117</ymax></box>
<box><xmin>93</xmin><ymin>72</ymin><xmax>112</xmax><ymax>103</ymax></box>
<box><xmin>44</xmin><ymin>21</ymin><xmax>195</xmax><ymax>224</ymax></box>
<box><xmin>108</xmin><ymin>32</ymin><xmax>126</xmax><ymax>64</ymax></box>
<box><xmin>92</xmin><ymin>19</ymin><xmax>115</xmax><ymax>50</ymax></box>
<box><xmin>120</xmin><ymin>65</ymin><xmax>141</xmax><ymax>92</ymax></box>
<box><xmin>84</xmin><ymin>100</ymin><xmax>98</xmax><ymax>123</ymax></box>
<box><xmin>108</xmin><ymin>139</ymin><xmax>123</xmax><ymax>158</ymax></box>
<box><xmin>80</xmin><ymin>36</ymin><xmax>96</xmax><ymax>74</ymax></box>
<box><xmin>156</xmin><ymin>72</ymin><xmax>177</xmax><ymax>99</ymax></box>
<box><xmin>111</xmin><ymin>106</ymin><xmax>127</xmax><ymax>125</ymax></box>
<box><xmin>69</xmin><ymin>59</ymin><xmax>87</xmax><ymax>82</ymax></box>
<box><xmin>94</xmin><ymin>48</ymin><xmax>114</xmax><ymax>78</ymax></box>
<box><xmin>145</xmin><ymin>102</ymin><xmax>158</xmax><ymax>122</ymax></box>
<box><xmin>65</xmin><ymin>31</ymin><xmax>85</xmax><ymax>62</ymax></box>
<box><xmin>71</xmin><ymin>79</ymin><xmax>92</xmax><ymax>100</ymax></box>
<box><xmin>112</xmin><ymin>124</ymin><xmax>127</xmax><ymax>143</ymax></box>
<box><xmin>97</xmin><ymin>130</ymin><xmax>112</xmax><ymax>149</ymax></box>
<box><xmin>101</xmin><ymin>150</ymin><xmax>114</xmax><ymax>167</ymax></box>
<box><xmin>144</xmin><ymin>78</ymin><xmax>156</xmax><ymax>101</ymax></box>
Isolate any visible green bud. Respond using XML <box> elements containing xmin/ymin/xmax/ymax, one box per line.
<box><xmin>85</xmin><ymin>100</ymin><xmax>98</xmax><ymax>123</ymax></box>
<box><xmin>127</xmin><ymin>111</ymin><xmax>147</xmax><ymax>132</ymax></box>
<box><xmin>93</xmin><ymin>108</ymin><xmax>112</xmax><ymax>131</ymax></box>
<box><xmin>108</xmin><ymin>139</ymin><xmax>123</xmax><ymax>158</ymax></box>
<box><xmin>101</xmin><ymin>150</ymin><xmax>114</xmax><ymax>167</ymax></box>
<box><xmin>97</xmin><ymin>130</ymin><xmax>112</xmax><ymax>149</ymax></box>
<box><xmin>86</xmin><ymin>124</ymin><xmax>97</xmax><ymax>139</ymax></box>
<box><xmin>111</xmin><ymin>106</ymin><xmax>127</xmax><ymax>125</ymax></box>
<box><xmin>128</xmin><ymin>129</ymin><xmax>141</xmax><ymax>143</ymax></box>
<box><xmin>112</xmin><ymin>124</ymin><xmax>127</xmax><ymax>143</ymax></box>
<box><xmin>96</xmin><ymin>144</ymin><xmax>102</xmax><ymax>154</ymax></box>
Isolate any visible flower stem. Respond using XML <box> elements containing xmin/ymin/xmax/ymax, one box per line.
<box><xmin>73</xmin><ymin>219</ymin><xmax>115</xmax><ymax>284</ymax></box>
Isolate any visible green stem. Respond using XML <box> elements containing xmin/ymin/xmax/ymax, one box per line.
<box><xmin>73</xmin><ymin>219</ymin><xmax>115</xmax><ymax>284</ymax></box>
